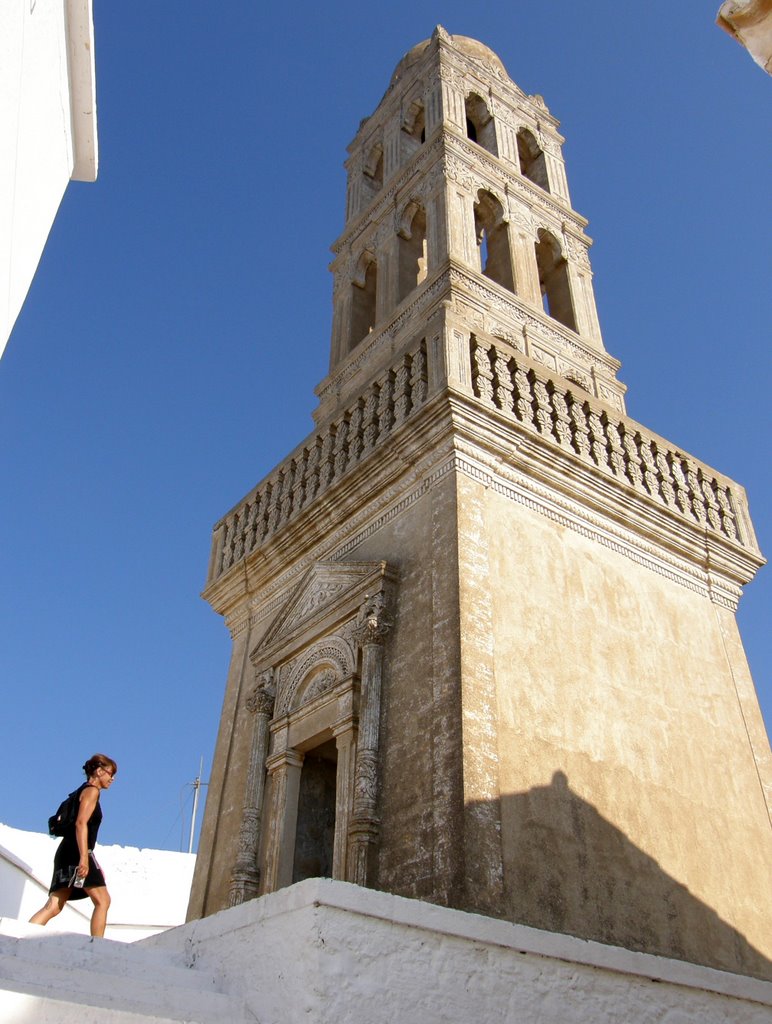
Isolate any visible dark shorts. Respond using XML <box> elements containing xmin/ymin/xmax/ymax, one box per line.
<box><xmin>50</xmin><ymin>846</ymin><xmax>106</xmax><ymax>899</ymax></box>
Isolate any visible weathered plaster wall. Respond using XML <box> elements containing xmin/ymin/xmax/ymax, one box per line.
<box><xmin>460</xmin><ymin>475</ymin><xmax>771</xmax><ymax>977</ymax></box>
<box><xmin>348</xmin><ymin>471</ymin><xmax>465</xmax><ymax>907</ymax></box>
<box><xmin>151</xmin><ymin>879</ymin><xmax>772</xmax><ymax>1024</ymax></box>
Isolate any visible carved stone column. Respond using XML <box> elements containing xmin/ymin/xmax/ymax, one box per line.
<box><xmin>262</xmin><ymin>747</ymin><xmax>304</xmax><ymax>893</ymax></box>
<box><xmin>348</xmin><ymin>592</ymin><xmax>391</xmax><ymax>885</ymax></box>
<box><xmin>227</xmin><ymin>671</ymin><xmax>275</xmax><ymax>907</ymax></box>
<box><xmin>332</xmin><ymin>720</ymin><xmax>358</xmax><ymax>880</ymax></box>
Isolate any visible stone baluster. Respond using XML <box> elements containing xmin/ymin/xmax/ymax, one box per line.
<box><xmin>532</xmin><ymin>379</ymin><xmax>552</xmax><ymax>436</ymax></box>
<box><xmin>221</xmin><ymin>514</ymin><xmax>236</xmax><ymax>572</ymax></box>
<box><xmin>279</xmin><ymin>462</ymin><xmax>295</xmax><ymax>523</ymax></box>
<box><xmin>471</xmin><ymin>340</ymin><xmax>494</xmax><ymax>405</ymax></box>
<box><xmin>318</xmin><ymin>429</ymin><xmax>336</xmax><ymax>491</ymax></box>
<box><xmin>587</xmin><ymin>410</ymin><xmax>607</xmax><ymax>469</ymax></box>
<box><xmin>292</xmin><ymin>450</ymin><xmax>307</xmax><ymax>513</ymax></box>
<box><xmin>348</xmin><ymin>592</ymin><xmax>392</xmax><ymax>886</ymax></box>
<box><xmin>228</xmin><ymin>673</ymin><xmax>276</xmax><ymax>906</ymax></box>
<box><xmin>377</xmin><ymin>373</ymin><xmax>394</xmax><ymax>439</ymax></box>
<box><xmin>348</xmin><ymin>400</ymin><xmax>365</xmax><ymax>465</ymax></box>
<box><xmin>392</xmin><ymin>358</ymin><xmax>412</xmax><ymax>425</ymax></box>
<box><xmin>333</xmin><ymin>417</ymin><xmax>350</xmax><ymax>477</ymax></box>
<box><xmin>410</xmin><ymin>341</ymin><xmax>428</xmax><ymax>406</ymax></box>
<box><xmin>603</xmin><ymin>415</ymin><xmax>626</xmax><ymax>478</ymax></box>
<box><xmin>671</xmin><ymin>457</ymin><xmax>693</xmax><ymax>519</ymax></box>
<box><xmin>655</xmin><ymin>449</ymin><xmax>676</xmax><ymax>508</ymax></box>
<box><xmin>512</xmin><ymin>364</ymin><xmax>531</xmax><ymax>423</ymax></box>
<box><xmin>493</xmin><ymin>351</ymin><xmax>512</xmax><ymax>412</ymax></box>
<box><xmin>715</xmin><ymin>486</ymin><xmax>738</xmax><ymax>540</ymax></box>
<box><xmin>362</xmin><ymin>386</ymin><xmax>380</xmax><ymax>453</ymax></box>
<box><xmin>569</xmin><ymin>398</ymin><xmax>591</xmax><ymax>459</ymax></box>
<box><xmin>305</xmin><ymin>440</ymin><xmax>321</xmax><ymax>504</ymax></box>
<box><xmin>686</xmin><ymin>462</ymin><xmax>707</xmax><ymax>524</ymax></box>
<box><xmin>550</xmin><ymin>387</ymin><xmax>572</xmax><ymax>448</ymax></box>
<box><xmin>701</xmin><ymin>476</ymin><xmax>722</xmax><ymax>532</ymax></box>
<box><xmin>621</xmin><ymin>427</ymin><xmax>643</xmax><ymax>489</ymax></box>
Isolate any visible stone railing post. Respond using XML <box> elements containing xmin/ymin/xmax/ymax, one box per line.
<box><xmin>228</xmin><ymin>670</ymin><xmax>275</xmax><ymax>906</ymax></box>
<box><xmin>348</xmin><ymin>592</ymin><xmax>391</xmax><ymax>886</ymax></box>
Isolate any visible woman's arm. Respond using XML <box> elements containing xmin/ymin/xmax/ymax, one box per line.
<box><xmin>75</xmin><ymin>786</ymin><xmax>98</xmax><ymax>878</ymax></box>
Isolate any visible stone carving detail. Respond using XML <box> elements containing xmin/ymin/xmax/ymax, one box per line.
<box><xmin>279</xmin><ymin>639</ymin><xmax>354</xmax><ymax>715</ymax></box>
<box><xmin>212</xmin><ymin>337</ymin><xmax>430</xmax><ymax>581</ymax></box>
<box><xmin>468</xmin><ymin>337</ymin><xmax>744</xmax><ymax>546</ymax></box>
<box><xmin>349</xmin><ymin>588</ymin><xmax>392</xmax><ymax>885</ymax></box>
<box><xmin>228</xmin><ymin>672</ymin><xmax>276</xmax><ymax>907</ymax></box>
<box><xmin>352</xmin><ymin>591</ymin><xmax>393</xmax><ymax>647</ymax></box>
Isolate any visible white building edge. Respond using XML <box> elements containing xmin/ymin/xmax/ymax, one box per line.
<box><xmin>0</xmin><ymin>0</ymin><xmax>98</xmax><ymax>357</ymax></box>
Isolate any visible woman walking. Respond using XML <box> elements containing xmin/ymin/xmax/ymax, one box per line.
<box><xmin>30</xmin><ymin>753</ymin><xmax>117</xmax><ymax>937</ymax></box>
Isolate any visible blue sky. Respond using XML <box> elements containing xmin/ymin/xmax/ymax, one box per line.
<box><xmin>1</xmin><ymin>2</ymin><xmax>769</xmax><ymax>854</ymax></box>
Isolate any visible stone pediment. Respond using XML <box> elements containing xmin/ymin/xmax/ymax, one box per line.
<box><xmin>250</xmin><ymin>560</ymin><xmax>388</xmax><ymax>664</ymax></box>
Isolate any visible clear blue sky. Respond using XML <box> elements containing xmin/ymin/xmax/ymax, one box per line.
<box><xmin>1</xmin><ymin>2</ymin><xmax>769</xmax><ymax>853</ymax></box>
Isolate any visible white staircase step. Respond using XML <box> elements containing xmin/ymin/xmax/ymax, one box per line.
<box><xmin>0</xmin><ymin>920</ymin><xmax>238</xmax><ymax>1023</ymax></box>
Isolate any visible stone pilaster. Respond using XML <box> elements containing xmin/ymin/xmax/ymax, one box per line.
<box><xmin>347</xmin><ymin>593</ymin><xmax>391</xmax><ymax>885</ymax></box>
<box><xmin>227</xmin><ymin>670</ymin><xmax>275</xmax><ymax>906</ymax></box>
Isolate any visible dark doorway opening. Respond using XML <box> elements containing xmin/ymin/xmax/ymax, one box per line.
<box><xmin>292</xmin><ymin>740</ymin><xmax>337</xmax><ymax>883</ymax></box>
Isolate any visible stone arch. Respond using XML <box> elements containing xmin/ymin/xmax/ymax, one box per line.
<box><xmin>402</xmin><ymin>98</ymin><xmax>426</xmax><ymax>153</ymax></box>
<box><xmin>465</xmin><ymin>92</ymin><xmax>498</xmax><ymax>156</ymax></box>
<box><xmin>350</xmin><ymin>250</ymin><xmax>378</xmax><ymax>349</ymax></box>
<box><xmin>363</xmin><ymin>141</ymin><xmax>384</xmax><ymax>187</ymax></box>
<box><xmin>474</xmin><ymin>189</ymin><xmax>514</xmax><ymax>293</ymax></box>
<box><xmin>517</xmin><ymin>127</ymin><xmax>550</xmax><ymax>192</ymax></box>
<box><xmin>397</xmin><ymin>199</ymin><xmax>428</xmax><ymax>302</ymax></box>
<box><xmin>279</xmin><ymin>636</ymin><xmax>355</xmax><ymax>715</ymax></box>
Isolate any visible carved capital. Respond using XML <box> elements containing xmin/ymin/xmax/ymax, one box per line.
<box><xmin>246</xmin><ymin>673</ymin><xmax>276</xmax><ymax>717</ymax></box>
<box><xmin>352</xmin><ymin>591</ymin><xmax>392</xmax><ymax>646</ymax></box>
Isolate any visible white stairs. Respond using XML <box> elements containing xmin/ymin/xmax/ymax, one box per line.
<box><xmin>0</xmin><ymin>918</ymin><xmax>241</xmax><ymax>1023</ymax></box>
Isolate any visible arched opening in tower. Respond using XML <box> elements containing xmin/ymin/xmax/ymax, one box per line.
<box><xmin>398</xmin><ymin>203</ymin><xmax>428</xmax><ymax>303</ymax></box>
<box><xmin>535</xmin><ymin>229</ymin><xmax>577</xmax><ymax>331</ymax></box>
<box><xmin>517</xmin><ymin>128</ymin><xmax>550</xmax><ymax>192</ymax></box>
<box><xmin>465</xmin><ymin>93</ymin><xmax>498</xmax><ymax>156</ymax></box>
<box><xmin>474</xmin><ymin>190</ymin><xmax>514</xmax><ymax>293</ymax></box>
<box><xmin>350</xmin><ymin>258</ymin><xmax>378</xmax><ymax>349</ymax></box>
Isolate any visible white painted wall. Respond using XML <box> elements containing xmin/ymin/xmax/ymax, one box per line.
<box><xmin>2</xmin><ymin>879</ymin><xmax>769</xmax><ymax>1022</ymax></box>
<box><xmin>0</xmin><ymin>823</ymin><xmax>195</xmax><ymax>942</ymax></box>
<box><xmin>0</xmin><ymin>0</ymin><xmax>97</xmax><ymax>357</ymax></box>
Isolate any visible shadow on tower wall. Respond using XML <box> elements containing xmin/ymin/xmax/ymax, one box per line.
<box><xmin>468</xmin><ymin>770</ymin><xmax>771</xmax><ymax>982</ymax></box>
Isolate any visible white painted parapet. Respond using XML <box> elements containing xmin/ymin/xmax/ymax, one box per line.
<box><xmin>144</xmin><ymin>878</ymin><xmax>772</xmax><ymax>1023</ymax></box>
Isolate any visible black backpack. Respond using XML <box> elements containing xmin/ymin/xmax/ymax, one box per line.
<box><xmin>48</xmin><ymin>788</ymin><xmax>81</xmax><ymax>837</ymax></box>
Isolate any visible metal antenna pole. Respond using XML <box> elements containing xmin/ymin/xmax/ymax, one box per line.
<box><xmin>188</xmin><ymin>756</ymin><xmax>205</xmax><ymax>855</ymax></box>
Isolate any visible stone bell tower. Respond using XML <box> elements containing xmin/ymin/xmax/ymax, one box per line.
<box><xmin>189</xmin><ymin>28</ymin><xmax>771</xmax><ymax>981</ymax></box>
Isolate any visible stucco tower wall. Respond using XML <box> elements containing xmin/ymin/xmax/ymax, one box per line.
<box><xmin>457</xmin><ymin>472</ymin><xmax>771</xmax><ymax>977</ymax></box>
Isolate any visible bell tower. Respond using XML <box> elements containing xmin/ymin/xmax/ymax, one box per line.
<box><xmin>190</xmin><ymin>29</ymin><xmax>771</xmax><ymax>982</ymax></box>
<box><xmin>321</xmin><ymin>26</ymin><xmax>621</xmax><ymax>425</ymax></box>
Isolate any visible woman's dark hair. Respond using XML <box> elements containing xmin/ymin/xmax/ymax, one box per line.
<box><xmin>83</xmin><ymin>753</ymin><xmax>118</xmax><ymax>778</ymax></box>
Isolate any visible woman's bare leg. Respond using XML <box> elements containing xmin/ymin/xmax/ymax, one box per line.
<box><xmin>85</xmin><ymin>886</ymin><xmax>111</xmax><ymax>937</ymax></box>
<box><xmin>29</xmin><ymin>889</ymin><xmax>69</xmax><ymax>926</ymax></box>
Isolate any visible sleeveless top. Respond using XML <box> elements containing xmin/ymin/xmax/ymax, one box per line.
<box><xmin>63</xmin><ymin>782</ymin><xmax>102</xmax><ymax>849</ymax></box>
